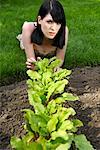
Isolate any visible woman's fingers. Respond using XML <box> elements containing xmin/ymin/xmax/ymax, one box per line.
<box><xmin>26</xmin><ymin>57</ymin><xmax>36</xmax><ymax>70</ymax></box>
<box><xmin>26</xmin><ymin>64</ymin><xmax>35</xmax><ymax>70</ymax></box>
<box><xmin>37</xmin><ymin>57</ymin><xmax>41</xmax><ymax>60</ymax></box>
<box><xmin>26</xmin><ymin>57</ymin><xmax>42</xmax><ymax>70</ymax></box>
<box><xmin>27</xmin><ymin>65</ymin><xmax>32</xmax><ymax>69</ymax></box>
<box><xmin>26</xmin><ymin>61</ymin><xmax>31</xmax><ymax>65</ymax></box>
<box><xmin>27</xmin><ymin>57</ymin><xmax>36</xmax><ymax>63</ymax></box>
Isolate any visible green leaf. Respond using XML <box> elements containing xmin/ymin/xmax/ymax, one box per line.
<box><xmin>72</xmin><ymin>119</ymin><xmax>83</xmax><ymax>128</ymax></box>
<box><xmin>42</xmin><ymin>71</ymin><xmax>52</xmax><ymax>85</ymax></box>
<box><xmin>74</xmin><ymin>134</ymin><xmax>94</xmax><ymax>150</ymax></box>
<box><xmin>46</xmin><ymin>141</ymin><xmax>60</xmax><ymax>150</ymax></box>
<box><xmin>27</xmin><ymin>79</ymin><xmax>34</xmax><ymax>88</ymax></box>
<box><xmin>56</xmin><ymin>142</ymin><xmax>71</xmax><ymax>150</ymax></box>
<box><xmin>40</xmin><ymin>95</ymin><xmax>47</xmax><ymax>104</ymax></box>
<box><xmin>47</xmin><ymin>79</ymin><xmax>68</xmax><ymax>100</ymax></box>
<box><xmin>55</xmin><ymin>97</ymin><xmax>65</xmax><ymax>104</ymax></box>
<box><xmin>23</xmin><ymin>132</ymin><xmax>34</xmax><ymax>143</ymax></box>
<box><xmin>23</xmin><ymin>109</ymin><xmax>49</xmax><ymax>136</ymax></box>
<box><xmin>10</xmin><ymin>136</ymin><xmax>25</xmax><ymax>150</ymax></box>
<box><xmin>49</xmin><ymin>56</ymin><xmax>57</xmax><ymax>63</ymax></box>
<box><xmin>47</xmin><ymin>100</ymin><xmax>56</xmax><ymax>114</ymax></box>
<box><xmin>62</xmin><ymin>93</ymin><xmax>79</xmax><ymax>101</ymax></box>
<box><xmin>49</xmin><ymin>58</ymin><xmax>61</xmax><ymax>69</ymax></box>
<box><xmin>71</xmin><ymin>119</ymin><xmax>83</xmax><ymax>132</ymax></box>
<box><xmin>54</xmin><ymin>69</ymin><xmax>71</xmax><ymax>81</ymax></box>
<box><xmin>32</xmin><ymin>82</ymin><xmax>43</xmax><ymax>92</ymax></box>
<box><xmin>27</xmin><ymin>142</ymin><xmax>43</xmax><ymax>150</ymax></box>
<box><xmin>59</xmin><ymin>120</ymin><xmax>73</xmax><ymax>131</ymax></box>
<box><xmin>10</xmin><ymin>136</ymin><xmax>43</xmax><ymax>150</ymax></box>
<box><xmin>47</xmin><ymin>114</ymin><xmax>58</xmax><ymax>133</ymax></box>
<box><xmin>27</xmin><ymin>70</ymin><xmax>41</xmax><ymax>80</ymax></box>
<box><xmin>54</xmin><ymin>79</ymin><xmax>68</xmax><ymax>94</ymax></box>
<box><xmin>23</xmin><ymin>109</ymin><xmax>39</xmax><ymax>132</ymax></box>
<box><xmin>37</xmin><ymin>137</ymin><xmax>47</xmax><ymax>150</ymax></box>
<box><xmin>46</xmin><ymin>82</ymin><xmax>55</xmax><ymax>100</ymax></box>
<box><xmin>37</xmin><ymin>58</ymin><xmax>49</xmax><ymax>72</ymax></box>
<box><xmin>58</xmin><ymin>107</ymin><xmax>76</xmax><ymax>122</ymax></box>
<box><xmin>51</xmin><ymin>130</ymin><xmax>69</xmax><ymax>141</ymax></box>
<box><xmin>28</xmin><ymin>90</ymin><xmax>42</xmax><ymax>106</ymax></box>
<box><xmin>34</xmin><ymin>102</ymin><xmax>45</xmax><ymax>114</ymax></box>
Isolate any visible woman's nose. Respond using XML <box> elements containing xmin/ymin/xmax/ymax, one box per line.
<box><xmin>50</xmin><ymin>23</ymin><xmax>57</xmax><ymax>31</ymax></box>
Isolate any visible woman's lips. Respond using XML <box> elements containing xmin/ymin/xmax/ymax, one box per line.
<box><xmin>49</xmin><ymin>32</ymin><xmax>55</xmax><ymax>36</ymax></box>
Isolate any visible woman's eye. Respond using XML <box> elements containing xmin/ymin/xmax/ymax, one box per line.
<box><xmin>57</xmin><ymin>22</ymin><xmax>60</xmax><ymax>25</ymax></box>
<box><xmin>47</xmin><ymin>20</ymin><xmax>53</xmax><ymax>24</ymax></box>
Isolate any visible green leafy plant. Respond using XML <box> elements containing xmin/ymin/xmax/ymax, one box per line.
<box><xmin>10</xmin><ymin>57</ymin><xmax>94</xmax><ymax>150</ymax></box>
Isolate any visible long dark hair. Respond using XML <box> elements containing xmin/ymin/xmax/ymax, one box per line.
<box><xmin>31</xmin><ymin>0</ymin><xmax>66</xmax><ymax>49</ymax></box>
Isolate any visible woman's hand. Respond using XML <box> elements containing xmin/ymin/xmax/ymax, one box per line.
<box><xmin>26</xmin><ymin>57</ymin><xmax>36</xmax><ymax>70</ymax></box>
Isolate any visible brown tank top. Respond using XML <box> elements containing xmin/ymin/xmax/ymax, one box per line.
<box><xmin>34</xmin><ymin>48</ymin><xmax>57</xmax><ymax>59</ymax></box>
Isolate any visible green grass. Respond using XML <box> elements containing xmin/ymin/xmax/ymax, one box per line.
<box><xmin>0</xmin><ymin>0</ymin><xmax>100</xmax><ymax>85</ymax></box>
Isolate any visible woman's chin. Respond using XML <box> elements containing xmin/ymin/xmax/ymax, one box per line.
<box><xmin>48</xmin><ymin>35</ymin><xmax>56</xmax><ymax>39</ymax></box>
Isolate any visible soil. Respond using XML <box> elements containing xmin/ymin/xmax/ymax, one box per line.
<box><xmin>0</xmin><ymin>66</ymin><xmax>100</xmax><ymax>150</ymax></box>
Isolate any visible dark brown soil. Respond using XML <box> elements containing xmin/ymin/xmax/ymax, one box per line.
<box><xmin>0</xmin><ymin>66</ymin><xmax>100</xmax><ymax>150</ymax></box>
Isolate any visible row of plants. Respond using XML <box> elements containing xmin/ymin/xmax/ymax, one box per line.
<box><xmin>10</xmin><ymin>57</ymin><xmax>94</xmax><ymax>150</ymax></box>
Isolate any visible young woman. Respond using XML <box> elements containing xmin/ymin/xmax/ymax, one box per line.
<box><xmin>17</xmin><ymin>0</ymin><xmax>68</xmax><ymax>70</ymax></box>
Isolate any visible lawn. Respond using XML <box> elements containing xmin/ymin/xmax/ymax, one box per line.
<box><xmin>0</xmin><ymin>0</ymin><xmax>100</xmax><ymax>85</ymax></box>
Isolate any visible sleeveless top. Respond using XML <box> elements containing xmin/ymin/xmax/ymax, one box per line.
<box><xmin>34</xmin><ymin>48</ymin><xmax>57</xmax><ymax>59</ymax></box>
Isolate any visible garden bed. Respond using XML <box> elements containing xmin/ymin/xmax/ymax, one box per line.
<box><xmin>0</xmin><ymin>66</ymin><xmax>100</xmax><ymax>150</ymax></box>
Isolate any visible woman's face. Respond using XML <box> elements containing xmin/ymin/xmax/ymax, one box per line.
<box><xmin>38</xmin><ymin>13</ymin><xmax>61</xmax><ymax>39</ymax></box>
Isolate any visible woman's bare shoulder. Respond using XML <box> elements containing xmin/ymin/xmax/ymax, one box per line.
<box><xmin>22</xmin><ymin>21</ymin><xmax>37</xmax><ymax>32</ymax></box>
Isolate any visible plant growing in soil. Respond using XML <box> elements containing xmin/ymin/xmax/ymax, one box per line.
<box><xmin>10</xmin><ymin>57</ymin><xmax>94</xmax><ymax>150</ymax></box>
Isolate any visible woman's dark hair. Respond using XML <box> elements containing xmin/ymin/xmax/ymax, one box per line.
<box><xmin>31</xmin><ymin>0</ymin><xmax>66</xmax><ymax>49</ymax></box>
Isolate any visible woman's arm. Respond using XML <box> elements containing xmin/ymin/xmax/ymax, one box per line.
<box><xmin>56</xmin><ymin>26</ymin><xmax>69</xmax><ymax>67</ymax></box>
<box><xmin>22</xmin><ymin>22</ymin><xmax>36</xmax><ymax>59</ymax></box>
<box><xmin>22</xmin><ymin>22</ymin><xmax>36</xmax><ymax>69</ymax></box>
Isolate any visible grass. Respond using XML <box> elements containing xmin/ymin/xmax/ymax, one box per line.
<box><xmin>0</xmin><ymin>0</ymin><xmax>100</xmax><ymax>85</ymax></box>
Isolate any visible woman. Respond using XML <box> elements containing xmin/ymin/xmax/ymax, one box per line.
<box><xmin>17</xmin><ymin>0</ymin><xmax>68</xmax><ymax>70</ymax></box>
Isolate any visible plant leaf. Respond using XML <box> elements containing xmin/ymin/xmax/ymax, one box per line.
<box><xmin>47</xmin><ymin>100</ymin><xmax>57</xmax><ymax>114</ymax></box>
<box><xmin>34</xmin><ymin>102</ymin><xmax>45</xmax><ymax>114</ymax></box>
<box><xmin>23</xmin><ymin>132</ymin><xmax>34</xmax><ymax>143</ymax></box>
<box><xmin>49</xmin><ymin>58</ymin><xmax>61</xmax><ymax>69</ymax></box>
<box><xmin>28</xmin><ymin>90</ymin><xmax>42</xmax><ymax>106</ymax></box>
<box><xmin>27</xmin><ymin>142</ymin><xmax>43</xmax><ymax>150</ymax></box>
<box><xmin>59</xmin><ymin>120</ymin><xmax>73</xmax><ymax>131</ymax></box>
<box><xmin>42</xmin><ymin>71</ymin><xmax>52</xmax><ymax>85</ymax></box>
<box><xmin>10</xmin><ymin>136</ymin><xmax>25</xmax><ymax>149</ymax></box>
<box><xmin>58</xmin><ymin>107</ymin><xmax>76</xmax><ymax>122</ymax></box>
<box><xmin>47</xmin><ymin>79</ymin><xmax>68</xmax><ymax>100</ymax></box>
<box><xmin>51</xmin><ymin>130</ymin><xmax>69</xmax><ymax>141</ymax></box>
<box><xmin>62</xmin><ymin>93</ymin><xmax>79</xmax><ymax>101</ymax></box>
<box><xmin>56</xmin><ymin>142</ymin><xmax>71</xmax><ymax>150</ymax></box>
<box><xmin>55</xmin><ymin>97</ymin><xmax>66</xmax><ymax>104</ymax></box>
<box><xmin>27</xmin><ymin>70</ymin><xmax>41</xmax><ymax>80</ymax></box>
<box><xmin>47</xmin><ymin>114</ymin><xmax>58</xmax><ymax>133</ymax></box>
<box><xmin>54</xmin><ymin>69</ymin><xmax>71</xmax><ymax>81</ymax></box>
<box><xmin>54</xmin><ymin>79</ymin><xmax>68</xmax><ymax>94</ymax></box>
<box><xmin>72</xmin><ymin>119</ymin><xmax>83</xmax><ymax>128</ymax></box>
<box><xmin>74</xmin><ymin>134</ymin><xmax>94</xmax><ymax>150</ymax></box>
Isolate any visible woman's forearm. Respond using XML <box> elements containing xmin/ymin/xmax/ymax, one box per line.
<box><xmin>22</xmin><ymin>23</ymin><xmax>36</xmax><ymax>59</ymax></box>
<box><xmin>22</xmin><ymin>33</ymin><xmax>35</xmax><ymax>59</ymax></box>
